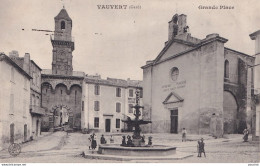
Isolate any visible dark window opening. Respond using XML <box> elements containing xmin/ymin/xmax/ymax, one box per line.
<box><xmin>116</xmin><ymin>88</ymin><xmax>121</xmax><ymax>97</ymax></box>
<box><xmin>116</xmin><ymin>119</ymin><xmax>120</xmax><ymax>128</ymax></box>
<box><xmin>116</xmin><ymin>103</ymin><xmax>121</xmax><ymax>113</ymax></box>
<box><xmin>94</xmin><ymin>117</ymin><xmax>99</xmax><ymax>128</ymax></box>
<box><xmin>224</xmin><ymin>60</ymin><xmax>229</xmax><ymax>78</ymax></box>
<box><xmin>94</xmin><ymin>84</ymin><xmax>100</xmax><ymax>95</ymax></box>
<box><xmin>61</xmin><ymin>21</ymin><xmax>65</xmax><ymax>30</ymax></box>
<box><xmin>94</xmin><ymin>101</ymin><xmax>100</xmax><ymax>111</ymax></box>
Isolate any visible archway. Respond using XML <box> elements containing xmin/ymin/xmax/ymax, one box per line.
<box><xmin>51</xmin><ymin>105</ymin><xmax>73</xmax><ymax>129</ymax></box>
<box><xmin>223</xmin><ymin>91</ymin><xmax>238</xmax><ymax>134</ymax></box>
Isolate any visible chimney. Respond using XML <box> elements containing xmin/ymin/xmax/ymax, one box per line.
<box><xmin>23</xmin><ymin>53</ymin><xmax>30</xmax><ymax>74</ymax></box>
<box><xmin>9</xmin><ymin>50</ymin><xmax>19</xmax><ymax>58</ymax></box>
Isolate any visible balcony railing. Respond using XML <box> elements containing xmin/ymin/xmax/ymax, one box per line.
<box><xmin>30</xmin><ymin>105</ymin><xmax>46</xmax><ymax>115</ymax></box>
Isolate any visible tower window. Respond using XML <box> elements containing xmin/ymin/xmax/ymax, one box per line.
<box><xmin>224</xmin><ymin>60</ymin><xmax>229</xmax><ymax>78</ymax></box>
<box><xmin>61</xmin><ymin>21</ymin><xmax>65</xmax><ymax>30</ymax></box>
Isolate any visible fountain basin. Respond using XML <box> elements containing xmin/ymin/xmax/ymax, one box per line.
<box><xmin>98</xmin><ymin>144</ymin><xmax>176</xmax><ymax>156</ymax></box>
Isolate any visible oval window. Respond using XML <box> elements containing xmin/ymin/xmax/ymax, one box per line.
<box><xmin>171</xmin><ymin>67</ymin><xmax>179</xmax><ymax>81</ymax></box>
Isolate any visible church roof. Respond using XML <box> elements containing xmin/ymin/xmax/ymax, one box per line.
<box><xmin>55</xmin><ymin>8</ymin><xmax>72</xmax><ymax>21</ymax></box>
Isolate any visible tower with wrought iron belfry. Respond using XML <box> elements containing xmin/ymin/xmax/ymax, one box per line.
<box><xmin>51</xmin><ymin>7</ymin><xmax>74</xmax><ymax>75</ymax></box>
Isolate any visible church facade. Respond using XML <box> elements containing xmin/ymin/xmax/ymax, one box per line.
<box><xmin>142</xmin><ymin>14</ymin><xmax>255</xmax><ymax>136</ymax></box>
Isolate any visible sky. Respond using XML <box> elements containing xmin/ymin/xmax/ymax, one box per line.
<box><xmin>0</xmin><ymin>0</ymin><xmax>259</xmax><ymax>80</ymax></box>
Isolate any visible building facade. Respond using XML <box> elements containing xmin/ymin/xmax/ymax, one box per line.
<box><xmin>41</xmin><ymin>8</ymin><xmax>85</xmax><ymax>131</ymax></box>
<box><xmin>142</xmin><ymin>14</ymin><xmax>254</xmax><ymax>136</ymax></box>
<box><xmin>9</xmin><ymin>51</ymin><xmax>46</xmax><ymax>139</ymax></box>
<box><xmin>82</xmin><ymin>75</ymin><xmax>142</xmax><ymax>133</ymax></box>
<box><xmin>250</xmin><ymin>30</ymin><xmax>260</xmax><ymax>141</ymax></box>
<box><xmin>0</xmin><ymin>54</ymin><xmax>31</xmax><ymax>150</ymax></box>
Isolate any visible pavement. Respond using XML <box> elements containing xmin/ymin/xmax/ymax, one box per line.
<box><xmin>0</xmin><ymin>131</ymin><xmax>259</xmax><ymax>163</ymax></box>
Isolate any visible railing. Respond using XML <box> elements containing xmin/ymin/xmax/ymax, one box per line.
<box><xmin>30</xmin><ymin>105</ymin><xmax>46</xmax><ymax>115</ymax></box>
<box><xmin>41</xmin><ymin>69</ymin><xmax>85</xmax><ymax>77</ymax></box>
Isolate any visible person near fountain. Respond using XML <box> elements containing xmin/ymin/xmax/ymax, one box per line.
<box><xmin>148</xmin><ymin>136</ymin><xmax>152</xmax><ymax>145</ymax></box>
<box><xmin>91</xmin><ymin>133</ymin><xmax>97</xmax><ymax>150</ymax></box>
<box><xmin>127</xmin><ymin>135</ymin><xmax>133</xmax><ymax>147</ymax></box>
<box><xmin>110</xmin><ymin>135</ymin><xmax>114</xmax><ymax>144</ymax></box>
<box><xmin>121</xmin><ymin>136</ymin><xmax>126</xmax><ymax>146</ymax></box>
<box><xmin>100</xmin><ymin>134</ymin><xmax>107</xmax><ymax>144</ymax></box>
<box><xmin>182</xmin><ymin>128</ymin><xmax>187</xmax><ymax>142</ymax></box>
<box><xmin>88</xmin><ymin>135</ymin><xmax>92</xmax><ymax>150</ymax></box>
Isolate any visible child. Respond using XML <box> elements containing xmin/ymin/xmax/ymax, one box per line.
<box><xmin>198</xmin><ymin>138</ymin><xmax>206</xmax><ymax>157</ymax></box>
<box><xmin>182</xmin><ymin>128</ymin><xmax>187</xmax><ymax>142</ymax></box>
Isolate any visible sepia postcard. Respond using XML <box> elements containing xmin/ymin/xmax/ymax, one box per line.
<box><xmin>0</xmin><ymin>0</ymin><xmax>259</xmax><ymax>165</ymax></box>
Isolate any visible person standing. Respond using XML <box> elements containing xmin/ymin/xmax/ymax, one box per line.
<box><xmin>88</xmin><ymin>135</ymin><xmax>92</xmax><ymax>150</ymax></box>
<box><xmin>243</xmin><ymin>128</ymin><xmax>249</xmax><ymax>142</ymax></box>
<box><xmin>100</xmin><ymin>134</ymin><xmax>107</xmax><ymax>144</ymax></box>
<box><xmin>198</xmin><ymin>138</ymin><xmax>206</xmax><ymax>157</ymax></box>
<box><xmin>91</xmin><ymin>133</ymin><xmax>97</xmax><ymax>150</ymax></box>
<box><xmin>182</xmin><ymin>128</ymin><xmax>187</xmax><ymax>142</ymax></box>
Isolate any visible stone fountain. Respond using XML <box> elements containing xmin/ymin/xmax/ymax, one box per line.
<box><xmin>121</xmin><ymin>89</ymin><xmax>151</xmax><ymax>147</ymax></box>
<box><xmin>83</xmin><ymin>89</ymin><xmax>192</xmax><ymax>161</ymax></box>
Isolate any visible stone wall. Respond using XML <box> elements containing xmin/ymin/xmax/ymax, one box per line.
<box><xmin>41</xmin><ymin>76</ymin><xmax>83</xmax><ymax>131</ymax></box>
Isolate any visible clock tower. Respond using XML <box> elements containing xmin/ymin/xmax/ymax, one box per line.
<box><xmin>51</xmin><ymin>8</ymin><xmax>74</xmax><ymax>75</ymax></box>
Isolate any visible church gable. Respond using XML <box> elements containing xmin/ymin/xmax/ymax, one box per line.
<box><xmin>154</xmin><ymin>40</ymin><xmax>194</xmax><ymax>63</ymax></box>
<box><xmin>163</xmin><ymin>91</ymin><xmax>184</xmax><ymax>104</ymax></box>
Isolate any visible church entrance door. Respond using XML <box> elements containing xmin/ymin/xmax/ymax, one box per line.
<box><xmin>105</xmin><ymin>119</ymin><xmax>111</xmax><ymax>132</ymax></box>
<box><xmin>170</xmin><ymin>109</ymin><xmax>178</xmax><ymax>133</ymax></box>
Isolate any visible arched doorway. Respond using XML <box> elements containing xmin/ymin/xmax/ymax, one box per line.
<box><xmin>53</xmin><ymin>105</ymin><xmax>71</xmax><ymax>128</ymax></box>
<box><xmin>223</xmin><ymin>91</ymin><xmax>238</xmax><ymax>134</ymax></box>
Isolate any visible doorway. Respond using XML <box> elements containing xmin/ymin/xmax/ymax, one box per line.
<box><xmin>10</xmin><ymin>123</ymin><xmax>14</xmax><ymax>144</ymax></box>
<box><xmin>170</xmin><ymin>109</ymin><xmax>178</xmax><ymax>133</ymax></box>
<box><xmin>105</xmin><ymin>119</ymin><xmax>111</xmax><ymax>132</ymax></box>
<box><xmin>36</xmin><ymin>120</ymin><xmax>39</xmax><ymax>136</ymax></box>
<box><xmin>24</xmin><ymin>124</ymin><xmax>27</xmax><ymax>142</ymax></box>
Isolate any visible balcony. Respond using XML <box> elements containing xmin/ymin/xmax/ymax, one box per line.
<box><xmin>30</xmin><ymin>105</ymin><xmax>46</xmax><ymax>115</ymax></box>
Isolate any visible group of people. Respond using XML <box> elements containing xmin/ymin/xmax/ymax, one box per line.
<box><xmin>88</xmin><ymin>133</ymin><xmax>114</xmax><ymax>150</ymax></box>
<box><xmin>88</xmin><ymin>133</ymin><xmax>97</xmax><ymax>150</ymax></box>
